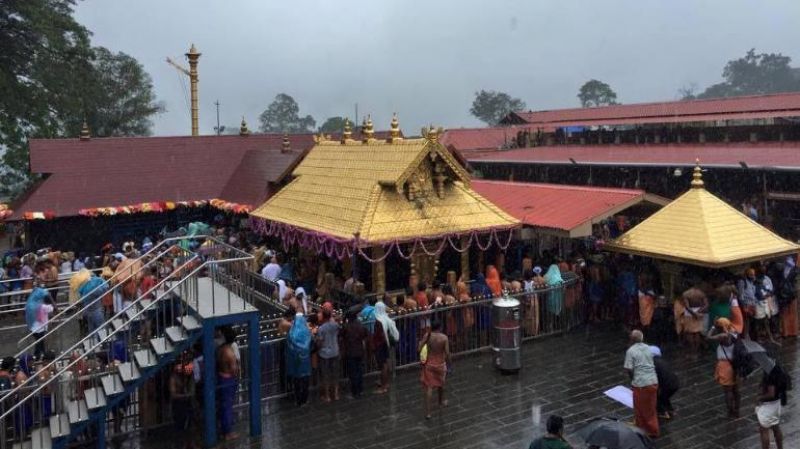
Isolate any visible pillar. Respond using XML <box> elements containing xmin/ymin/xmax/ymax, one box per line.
<box><xmin>202</xmin><ymin>323</ymin><xmax>217</xmax><ymax>447</ymax></box>
<box><xmin>248</xmin><ymin>314</ymin><xmax>262</xmax><ymax>438</ymax></box>
<box><xmin>460</xmin><ymin>237</ymin><xmax>470</xmax><ymax>280</ymax></box>
<box><xmin>372</xmin><ymin>246</ymin><xmax>386</xmax><ymax>294</ymax></box>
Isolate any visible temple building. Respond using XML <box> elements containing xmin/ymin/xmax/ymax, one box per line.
<box><xmin>249</xmin><ymin>116</ymin><xmax>520</xmax><ymax>293</ymax></box>
<box><xmin>443</xmin><ymin>92</ymin><xmax>800</xmax><ymax>239</ymax></box>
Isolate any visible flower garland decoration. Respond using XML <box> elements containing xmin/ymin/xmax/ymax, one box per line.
<box><xmin>0</xmin><ymin>204</ymin><xmax>12</xmax><ymax>220</ymax></box>
<box><xmin>249</xmin><ymin>217</ymin><xmax>516</xmax><ymax>262</ymax></box>
<box><xmin>75</xmin><ymin>198</ymin><xmax>252</xmax><ymax>218</ymax></box>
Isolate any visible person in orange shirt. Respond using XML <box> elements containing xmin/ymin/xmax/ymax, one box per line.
<box><xmin>485</xmin><ymin>265</ymin><xmax>502</xmax><ymax>297</ymax></box>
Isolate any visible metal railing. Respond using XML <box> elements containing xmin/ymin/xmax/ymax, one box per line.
<box><xmin>0</xmin><ymin>236</ymin><xmax>255</xmax><ymax>449</ymax></box>
<box><xmin>14</xmin><ymin>238</ymin><xmax>195</xmax><ymax>359</ymax></box>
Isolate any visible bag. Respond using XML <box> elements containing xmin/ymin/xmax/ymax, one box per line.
<box><xmin>731</xmin><ymin>337</ymin><xmax>757</xmax><ymax>378</ymax></box>
<box><xmin>772</xmin><ymin>363</ymin><xmax>792</xmax><ymax>406</ymax></box>
<box><xmin>0</xmin><ymin>374</ymin><xmax>12</xmax><ymax>392</ymax></box>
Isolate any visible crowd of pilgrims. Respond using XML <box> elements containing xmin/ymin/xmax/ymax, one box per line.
<box><xmin>0</xmin><ymin>216</ymin><xmax>798</xmax><ymax>445</ymax></box>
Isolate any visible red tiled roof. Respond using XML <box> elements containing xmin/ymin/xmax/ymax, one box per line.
<box><xmin>504</xmin><ymin>92</ymin><xmax>800</xmax><ymax>127</ymax></box>
<box><xmin>13</xmin><ymin>134</ymin><xmax>315</xmax><ymax>219</ymax></box>
<box><xmin>472</xmin><ymin>180</ymin><xmax>666</xmax><ymax>237</ymax></box>
<box><xmin>468</xmin><ymin>142</ymin><xmax>800</xmax><ymax>170</ymax></box>
<box><xmin>440</xmin><ymin>127</ymin><xmax>523</xmax><ymax>151</ymax></box>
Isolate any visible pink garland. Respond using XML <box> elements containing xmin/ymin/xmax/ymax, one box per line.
<box><xmin>249</xmin><ymin>217</ymin><xmax>517</xmax><ymax>262</ymax></box>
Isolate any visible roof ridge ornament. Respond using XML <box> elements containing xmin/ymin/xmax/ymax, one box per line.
<box><xmin>282</xmin><ymin>133</ymin><xmax>291</xmax><ymax>152</ymax></box>
<box><xmin>363</xmin><ymin>115</ymin><xmax>375</xmax><ymax>143</ymax></box>
<box><xmin>422</xmin><ymin>125</ymin><xmax>444</xmax><ymax>142</ymax></box>
<box><xmin>239</xmin><ymin>117</ymin><xmax>250</xmax><ymax>136</ymax></box>
<box><xmin>80</xmin><ymin>121</ymin><xmax>90</xmax><ymax>140</ymax></box>
<box><xmin>691</xmin><ymin>158</ymin><xmax>704</xmax><ymax>189</ymax></box>
<box><xmin>341</xmin><ymin>118</ymin><xmax>353</xmax><ymax>144</ymax></box>
<box><xmin>388</xmin><ymin>113</ymin><xmax>403</xmax><ymax>143</ymax></box>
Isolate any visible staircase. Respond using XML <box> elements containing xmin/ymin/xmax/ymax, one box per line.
<box><xmin>0</xmin><ymin>237</ymin><xmax>260</xmax><ymax>449</ymax></box>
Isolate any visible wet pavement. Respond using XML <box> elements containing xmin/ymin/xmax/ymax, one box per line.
<box><xmin>130</xmin><ymin>322</ymin><xmax>800</xmax><ymax>449</ymax></box>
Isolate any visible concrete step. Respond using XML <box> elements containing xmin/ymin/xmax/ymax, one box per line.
<box><xmin>101</xmin><ymin>374</ymin><xmax>124</xmax><ymax>396</ymax></box>
<box><xmin>134</xmin><ymin>348</ymin><xmax>158</xmax><ymax>369</ymax></box>
<box><xmin>178</xmin><ymin>315</ymin><xmax>201</xmax><ymax>332</ymax></box>
<box><xmin>67</xmin><ymin>399</ymin><xmax>89</xmax><ymax>425</ymax></box>
<box><xmin>110</xmin><ymin>317</ymin><xmax>126</xmax><ymax>332</ymax></box>
<box><xmin>165</xmin><ymin>325</ymin><xmax>188</xmax><ymax>344</ymax></box>
<box><xmin>48</xmin><ymin>414</ymin><xmax>70</xmax><ymax>439</ymax></box>
<box><xmin>125</xmin><ymin>304</ymin><xmax>142</xmax><ymax>321</ymax></box>
<box><xmin>118</xmin><ymin>362</ymin><xmax>140</xmax><ymax>383</ymax></box>
<box><xmin>150</xmin><ymin>337</ymin><xmax>173</xmax><ymax>357</ymax></box>
<box><xmin>84</xmin><ymin>387</ymin><xmax>106</xmax><ymax>410</ymax></box>
<box><xmin>31</xmin><ymin>427</ymin><xmax>51</xmax><ymax>449</ymax></box>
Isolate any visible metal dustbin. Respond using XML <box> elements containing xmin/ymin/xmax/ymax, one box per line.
<box><xmin>492</xmin><ymin>295</ymin><xmax>521</xmax><ymax>373</ymax></box>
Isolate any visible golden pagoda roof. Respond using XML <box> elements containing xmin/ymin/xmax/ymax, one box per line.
<box><xmin>605</xmin><ymin>163</ymin><xmax>799</xmax><ymax>268</ymax></box>
<box><xmin>250</xmin><ymin>128</ymin><xmax>519</xmax><ymax>244</ymax></box>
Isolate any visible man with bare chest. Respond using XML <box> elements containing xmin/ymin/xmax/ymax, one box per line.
<box><xmin>681</xmin><ymin>287</ymin><xmax>708</xmax><ymax>353</ymax></box>
<box><xmin>419</xmin><ymin>319</ymin><xmax>451</xmax><ymax>419</ymax></box>
<box><xmin>217</xmin><ymin>327</ymin><xmax>240</xmax><ymax>441</ymax></box>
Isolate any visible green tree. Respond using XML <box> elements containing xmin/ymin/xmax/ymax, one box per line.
<box><xmin>318</xmin><ymin>116</ymin><xmax>349</xmax><ymax>133</ymax></box>
<box><xmin>258</xmin><ymin>94</ymin><xmax>316</xmax><ymax>133</ymax></box>
<box><xmin>0</xmin><ymin>0</ymin><xmax>163</xmax><ymax>198</ymax></box>
<box><xmin>577</xmin><ymin>79</ymin><xmax>619</xmax><ymax>107</ymax></box>
<box><xmin>470</xmin><ymin>90</ymin><xmax>526</xmax><ymax>126</ymax></box>
<box><xmin>698</xmin><ymin>49</ymin><xmax>800</xmax><ymax>99</ymax></box>
<box><xmin>79</xmin><ymin>48</ymin><xmax>164</xmax><ymax>137</ymax></box>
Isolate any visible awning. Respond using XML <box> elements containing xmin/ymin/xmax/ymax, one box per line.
<box><xmin>471</xmin><ymin>180</ymin><xmax>669</xmax><ymax>238</ymax></box>
<box><xmin>604</xmin><ymin>163</ymin><xmax>799</xmax><ymax>268</ymax></box>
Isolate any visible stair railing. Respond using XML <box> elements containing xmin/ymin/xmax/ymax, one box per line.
<box><xmin>14</xmin><ymin>238</ymin><xmax>193</xmax><ymax>358</ymax></box>
<box><xmin>0</xmin><ymin>254</ymin><xmax>201</xmax><ymax>424</ymax></box>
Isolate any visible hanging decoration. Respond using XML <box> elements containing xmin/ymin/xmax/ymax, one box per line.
<box><xmin>22</xmin><ymin>211</ymin><xmax>56</xmax><ymax>220</ymax></box>
<box><xmin>250</xmin><ymin>217</ymin><xmax>516</xmax><ymax>262</ymax></box>
<box><xmin>0</xmin><ymin>204</ymin><xmax>12</xmax><ymax>220</ymax></box>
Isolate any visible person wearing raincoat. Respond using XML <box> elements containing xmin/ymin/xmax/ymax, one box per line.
<box><xmin>25</xmin><ymin>287</ymin><xmax>54</xmax><ymax>358</ymax></box>
<box><xmin>544</xmin><ymin>265</ymin><xmax>564</xmax><ymax>326</ymax></box>
<box><xmin>75</xmin><ymin>272</ymin><xmax>110</xmax><ymax>334</ymax></box>
<box><xmin>373</xmin><ymin>301</ymin><xmax>399</xmax><ymax>394</ymax></box>
<box><xmin>286</xmin><ymin>313</ymin><xmax>312</xmax><ymax>406</ymax></box>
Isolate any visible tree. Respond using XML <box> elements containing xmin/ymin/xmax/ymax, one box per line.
<box><xmin>318</xmin><ymin>116</ymin><xmax>349</xmax><ymax>133</ymax></box>
<box><xmin>258</xmin><ymin>94</ymin><xmax>316</xmax><ymax>133</ymax></box>
<box><xmin>79</xmin><ymin>48</ymin><xmax>164</xmax><ymax>137</ymax></box>
<box><xmin>677</xmin><ymin>83</ymin><xmax>698</xmax><ymax>100</ymax></box>
<box><xmin>0</xmin><ymin>0</ymin><xmax>162</xmax><ymax>198</ymax></box>
<box><xmin>697</xmin><ymin>49</ymin><xmax>800</xmax><ymax>99</ymax></box>
<box><xmin>470</xmin><ymin>90</ymin><xmax>526</xmax><ymax>126</ymax></box>
<box><xmin>577</xmin><ymin>79</ymin><xmax>619</xmax><ymax>107</ymax></box>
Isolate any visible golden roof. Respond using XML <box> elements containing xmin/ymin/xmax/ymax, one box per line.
<box><xmin>250</xmin><ymin>126</ymin><xmax>519</xmax><ymax>244</ymax></box>
<box><xmin>605</xmin><ymin>163</ymin><xmax>799</xmax><ymax>268</ymax></box>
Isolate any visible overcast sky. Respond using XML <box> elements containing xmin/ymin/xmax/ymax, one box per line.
<box><xmin>75</xmin><ymin>0</ymin><xmax>800</xmax><ymax>137</ymax></box>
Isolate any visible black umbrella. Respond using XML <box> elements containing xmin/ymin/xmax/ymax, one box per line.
<box><xmin>575</xmin><ymin>418</ymin><xmax>655</xmax><ymax>449</ymax></box>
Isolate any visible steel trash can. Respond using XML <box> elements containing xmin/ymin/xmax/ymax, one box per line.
<box><xmin>492</xmin><ymin>295</ymin><xmax>521</xmax><ymax>373</ymax></box>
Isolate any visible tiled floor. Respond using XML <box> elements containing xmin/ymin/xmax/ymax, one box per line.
<box><xmin>139</xmin><ymin>322</ymin><xmax>798</xmax><ymax>448</ymax></box>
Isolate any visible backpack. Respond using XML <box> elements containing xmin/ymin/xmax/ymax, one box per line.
<box><xmin>772</xmin><ymin>364</ymin><xmax>792</xmax><ymax>406</ymax></box>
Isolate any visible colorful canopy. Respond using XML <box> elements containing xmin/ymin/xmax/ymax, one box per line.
<box><xmin>604</xmin><ymin>162</ymin><xmax>799</xmax><ymax>268</ymax></box>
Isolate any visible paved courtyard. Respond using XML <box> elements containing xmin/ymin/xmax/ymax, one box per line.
<box><xmin>136</xmin><ymin>322</ymin><xmax>799</xmax><ymax>449</ymax></box>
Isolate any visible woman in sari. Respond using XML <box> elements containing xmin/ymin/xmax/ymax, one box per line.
<box><xmin>544</xmin><ymin>265</ymin><xmax>564</xmax><ymax>332</ymax></box>
<box><xmin>286</xmin><ymin>313</ymin><xmax>312</xmax><ymax>406</ymax></box>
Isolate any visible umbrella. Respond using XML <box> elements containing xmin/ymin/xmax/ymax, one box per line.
<box><xmin>740</xmin><ymin>339</ymin><xmax>776</xmax><ymax>373</ymax></box>
<box><xmin>576</xmin><ymin>418</ymin><xmax>655</xmax><ymax>449</ymax></box>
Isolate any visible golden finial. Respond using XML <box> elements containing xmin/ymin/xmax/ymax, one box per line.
<box><xmin>80</xmin><ymin>121</ymin><xmax>90</xmax><ymax>140</ymax></box>
<box><xmin>187</xmin><ymin>43</ymin><xmax>199</xmax><ymax>56</ymax></box>
<box><xmin>363</xmin><ymin>115</ymin><xmax>374</xmax><ymax>142</ymax></box>
<box><xmin>282</xmin><ymin>133</ymin><xmax>291</xmax><ymax>152</ymax></box>
<box><xmin>239</xmin><ymin>117</ymin><xmax>249</xmax><ymax>136</ymax></box>
<box><xmin>691</xmin><ymin>158</ymin><xmax>704</xmax><ymax>188</ymax></box>
<box><xmin>423</xmin><ymin>124</ymin><xmax>442</xmax><ymax>142</ymax></box>
<box><xmin>388</xmin><ymin>113</ymin><xmax>402</xmax><ymax>143</ymax></box>
<box><xmin>341</xmin><ymin>118</ymin><xmax>352</xmax><ymax>143</ymax></box>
